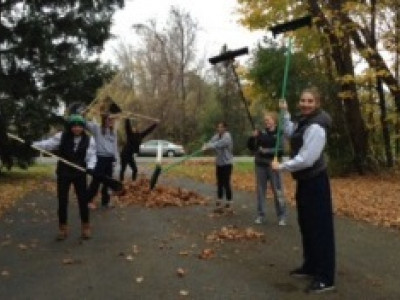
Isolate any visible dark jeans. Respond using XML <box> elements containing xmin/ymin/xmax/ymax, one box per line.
<box><xmin>57</xmin><ymin>174</ymin><xmax>88</xmax><ymax>225</ymax></box>
<box><xmin>87</xmin><ymin>156</ymin><xmax>114</xmax><ymax>206</ymax></box>
<box><xmin>216</xmin><ymin>164</ymin><xmax>232</xmax><ymax>201</ymax></box>
<box><xmin>296</xmin><ymin>170</ymin><xmax>336</xmax><ymax>285</ymax></box>
<box><xmin>119</xmin><ymin>152</ymin><xmax>137</xmax><ymax>181</ymax></box>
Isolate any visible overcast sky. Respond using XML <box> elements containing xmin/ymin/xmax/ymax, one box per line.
<box><xmin>101</xmin><ymin>0</ymin><xmax>266</xmax><ymax>65</ymax></box>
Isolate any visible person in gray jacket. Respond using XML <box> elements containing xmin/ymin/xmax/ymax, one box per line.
<box><xmin>86</xmin><ymin>113</ymin><xmax>119</xmax><ymax>209</ymax></box>
<box><xmin>202</xmin><ymin>122</ymin><xmax>233</xmax><ymax>213</ymax></box>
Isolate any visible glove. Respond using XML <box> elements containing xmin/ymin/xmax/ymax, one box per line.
<box><xmin>85</xmin><ymin>168</ymin><xmax>96</xmax><ymax>176</ymax></box>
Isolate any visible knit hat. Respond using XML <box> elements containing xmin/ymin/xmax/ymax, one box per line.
<box><xmin>68</xmin><ymin>114</ymin><xmax>86</xmax><ymax>127</ymax></box>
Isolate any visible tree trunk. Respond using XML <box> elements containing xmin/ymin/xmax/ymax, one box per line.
<box><xmin>308</xmin><ymin>0</ymin><xmax>369</xmax><ymax>173</ymax></box>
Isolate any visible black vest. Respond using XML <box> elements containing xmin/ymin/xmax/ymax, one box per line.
<box><xmin>56</xmin><ymin>132</ymin><xmax>90</xmax><ymax>176</ymax></box>
<box><xmin>290</xmin><ymin>110</ymin><xmax>331</xmax><ymax>180</ymax></box>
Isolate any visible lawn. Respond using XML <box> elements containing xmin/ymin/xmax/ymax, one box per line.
<box><xmin>0</xmin><ymin>164</ymin><xmax>54</xmax><ymax>217</ymax></box>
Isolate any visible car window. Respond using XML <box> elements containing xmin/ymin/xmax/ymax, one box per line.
<box><xmin>144</xmin><ymin>140</ymin><xmax>158</xmax><ymax>146</ymax></box>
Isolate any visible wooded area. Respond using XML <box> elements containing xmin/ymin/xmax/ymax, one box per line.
<box><xmin>1</xmin><ymin>1</ymin><xmax>400</xmax><ymax>174</ymax></box>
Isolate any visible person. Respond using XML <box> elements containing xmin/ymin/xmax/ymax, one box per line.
<box><xmin>247</xmin><ymin>112</ymin><xmax>287</xmax><ymax>226</ymax></box>
<box><xmin>32</xmin><ymin>115</ymin><xmax>96</xmax><ymax>240</ymax></box>
<box><xmin>86</xmin><ymin>113</ymin><xmax>118</xmax><ymax>209</ymax></box>
<box><xmin>120</xmin><ymin>119</ymin><xmax>158</xmax><ymax>181</ymax></box>
<box><xmin>202</xmin><ymin>122</ymin><xmax>233</xmax><ymax>213</ymax></box>
<box><xmin>272</xmin><ymin>87</ymin><xmax>336</xmax><ymax>293</ymax></box>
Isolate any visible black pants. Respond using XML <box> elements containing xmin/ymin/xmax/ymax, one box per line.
<box><xmin>216</xmin><ymin>164</ymin><xmax>232</xmax><ymax>201</ymax></box>
<box><xmin>57</xmin><ymin>174</ymin><xmax>88</xmax><ymax>225</ymax></box>
<box><xmin>119</xmin><ymin>152</ymin><xmax>137</xmax><ymax>181</ymax></box>
<box><xmin>87</xmin><ymin>156</ymin><xmax>114</xmax><ymax>206</ymax></box>
<box><xmin>296</xmin><ymin>171</ymin><xmax>336</xmax><ymax>285</ymax></box>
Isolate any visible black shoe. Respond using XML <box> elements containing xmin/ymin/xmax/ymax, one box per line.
<box><xmin>306</xmin><ymin>280</ymin><xmax>335</xmax><ymax>294</ymax></box>
<box><xmin>289</xmin><ymin>267</ymin><xmax>313</xmax><ymax>278</ymax></box>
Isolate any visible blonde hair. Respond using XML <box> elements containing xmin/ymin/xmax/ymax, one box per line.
<box><xmin>301</xmin><ymin>86</ymin><xmax>322</xmax><ymax>107</ymax></box>
<box><xmin>264</xmin><ymin>111</ymin><xmax>278</xmax><ymax>124</ymax></box>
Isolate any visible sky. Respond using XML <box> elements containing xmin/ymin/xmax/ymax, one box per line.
<box><xmin>101</xmin><ymin>0</ymin><xmax>266</xmax><ymax>65</ymax></box>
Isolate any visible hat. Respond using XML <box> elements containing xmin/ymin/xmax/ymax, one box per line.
<box><xmin>68</xmin><ymin>114</ymin><xmax>86</xmax><ymax>127</ymax></box>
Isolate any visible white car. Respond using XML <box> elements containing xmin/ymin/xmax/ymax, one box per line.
<box><xmin>139</xmin><ymin>140</ymin><xmax>185</xmax><ymax>157</ymax></box>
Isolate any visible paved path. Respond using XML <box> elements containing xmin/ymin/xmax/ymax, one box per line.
<box><xmin>1</xmin><ymin>176</ymin><xmax>400</xmax><ymax>299</ymax></box>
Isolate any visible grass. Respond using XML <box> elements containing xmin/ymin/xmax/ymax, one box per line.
<box><xmin>0</xmin><ymin>163</ymin><xmax>54</xmax><ymax>217</ymax></box>
<box><xmin>0</xmin><ymin>163</ymin><xmax>54</xmax><ymax>181</ymax></box>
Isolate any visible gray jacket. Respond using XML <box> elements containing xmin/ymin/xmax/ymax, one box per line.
<box><xmin>206</xmin><ymin>132</ymin><xmax>233</xmax><ymax>166</ymax></box>
<box><xmin>86</xmin><ymin>121</ymin><xmax>118</xmax><ymax>159</ymax></box>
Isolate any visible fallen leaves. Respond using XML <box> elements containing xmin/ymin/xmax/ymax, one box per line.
<box><xmin>205</xmin><ymin>226</ymin><xmax>265</xmax><ymax>243</ymax></box>
<box><xmin>117</xmin><ymin>177</ymin><xmax>209</xmax><ymax>208</ymax></box>
<box><xmin>1</xmin><ymin>270</ymin><xmax>10</xmax><ymax>277</ymax></box>
<box><xmin>169</xmin><ymin>161</ymin><xmax>400</xmax><ymax>230</ymax></box>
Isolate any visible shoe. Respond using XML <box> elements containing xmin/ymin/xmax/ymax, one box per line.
<box><xmin>56</xmin><ymin>224</ymin><xmax>68</xmax><ymax>241</ymax></box>
<box><xmin>88</xmin><ymin>202</ymin><xmax>97</xmax><ymax>210</ymax></box>
<box><xmin>81</xmin><ymin>223</ymin><xmax>91</xmax><ymax>240</ymax></box>
<box><xmin>278</xmin><ymin>219</ymin><xmax>287</xmax><ymax>226</ymax></box>
<box><xmin>224</xmin><ymin>203</ymin><xmax>233</xmax><ymax>214</ymax></box>
<box><xmin>254</xmin><ymin>216</ymin><xmax>265</xmax><ymax>224</ymax></box>
<box><xmin>213</xmin><ymin>201</ymin><xmax>224</xmax><ymax>213</ymax></box>
<box><xmin>306</xmin><ymin>280</ymin><xmax>335</xmax><ymax>294</ymax></box>
<box><xmin>289</xmin><ymin>267</ymin><xmax>313</xmax><ymax>278</ymax></box>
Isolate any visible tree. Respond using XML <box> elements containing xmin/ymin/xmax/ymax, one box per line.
<box><xmin>0</xmin><ymin>0</ymin><xmax>122</xmax><ymax>169</ymax></box>
<box><xmin>237</xmin><ymin>0</ymin><xmax>400</xmax><ymax>172</ymax></box>
<box><xmin>130</xmin><ymin>7</ymin><xmax>203</xmax><ymax>144</ymax></box>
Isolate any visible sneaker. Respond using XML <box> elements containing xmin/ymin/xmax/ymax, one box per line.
<box><xmin>278</xmin><ymin>219</ymin><xmax>287</xmax><ymax>226</ymax></box>
<box><xmin>56</xmin><ymin>225</ymin><xmax>68</xmax><ymax>241</ymax></box>
<box><xmin>306</xmin><ymin>280</ymin><xmax>335</xmax><ymax>294</ymax></box>
<box><xmin>88</xmin><ymin>202</ymin><xmax>97</xmax><ymax>210</ymax></box>
<box><xmin>254</xmin><ymin>216</ymin><xmax>265</xmax><ymax>224</ymax></box>
<box><xmin>289</xmin><ymin>267</ymin><xmax>313</xmax><ymax>278</ymax></box>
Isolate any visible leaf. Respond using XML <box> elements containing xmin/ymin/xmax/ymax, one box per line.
<box><xmin>62</xmin><ymin>258</ymin><xmax>82</xmax><ymax>265</ymax></box>
<box><xmin>179</xmin><ymin>290</ymin><xmax>189</xmax><ymax>296</ymax></box>
<box><xmin>176</xmin><ymin>268</ymin><xmax>186</xmax><ymax>277</ymax></box>
<box><xmin>198</xmin><ymin>248</ymin><xmax>215</xmax><ymax>260</ymax></box>
<box><xmin>136</xmin><ymin>276</ymin><xmax>144</xmax><ymax>283</ymax></box>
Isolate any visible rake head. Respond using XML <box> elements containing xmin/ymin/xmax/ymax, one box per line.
<box><xmin>270</xmin><ymin>15</ymin><xmax>312</xmax><ymax>37</ymax></box>
<box><xmin>149</xmin><ymin>165</ymin><xmax>162</xmax><ymax>190</ymax></box>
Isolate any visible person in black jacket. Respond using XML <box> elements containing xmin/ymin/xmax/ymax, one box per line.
<box><xmin>32</xmin><ymin>115</ymin><xmax>97</xmax><ymax>240</ymax></box>
<box><xmin>120</xmin><ymin>119</ymin><xmax>158</xmax><ymax>181</ymax></box>
<box><xmin>247</xmin><ymin>112</ymin><xmax>287</xmax><ymax>226</ymax></box>
<box><xmin>272</xmin><ymin>87</ymin><xmax>335</xmax><ymax>293</ymax></box>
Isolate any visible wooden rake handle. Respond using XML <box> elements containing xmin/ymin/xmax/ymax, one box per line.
<box><xmin>7</xmin><ymin>133</ymin><xmax>86</xmax><ymax>173</ymax></box>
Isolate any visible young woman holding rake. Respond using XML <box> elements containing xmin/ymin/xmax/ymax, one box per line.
<box><xmin>272</xmin><ymin>87</ymin><xmax>336</xmax><ymax>293</ymax></box>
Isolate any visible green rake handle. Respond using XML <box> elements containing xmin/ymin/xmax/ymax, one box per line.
<box><xmin>274</xmin><ymin>37</ymin><xmax>292</xmax><ymax>161</ymax></box>
<box><xmin>163</xmin><ymin>148</ymin><xmax>204</xmax><ymax>173</ymax></box>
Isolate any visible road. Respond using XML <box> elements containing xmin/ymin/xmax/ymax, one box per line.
<box><xmin>1</xmin><ymin>175</ymin><xmax>400</xmax><ymax>299</ymax></box>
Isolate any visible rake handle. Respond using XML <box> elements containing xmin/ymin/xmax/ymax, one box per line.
<box><xmin>7</xmin><ymin>133</ymin><xmax>86</xmax><ymax>172</ymax></box>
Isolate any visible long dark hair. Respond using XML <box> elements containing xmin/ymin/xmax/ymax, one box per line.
<box><xmin>101</xmin><ymin>114</ymin><xmax>114</xmax><ymax>135</ymax></box>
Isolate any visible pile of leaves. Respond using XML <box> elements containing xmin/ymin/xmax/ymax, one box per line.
<box><xmin>205</xmin><ymin>225</ymin><xmax>265</xmax><ymax>243</ymax></box>
<box><xmin>117</xmin><ymin>177</ymin><xmax>209</xmax><ymax>208</ymax></box>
